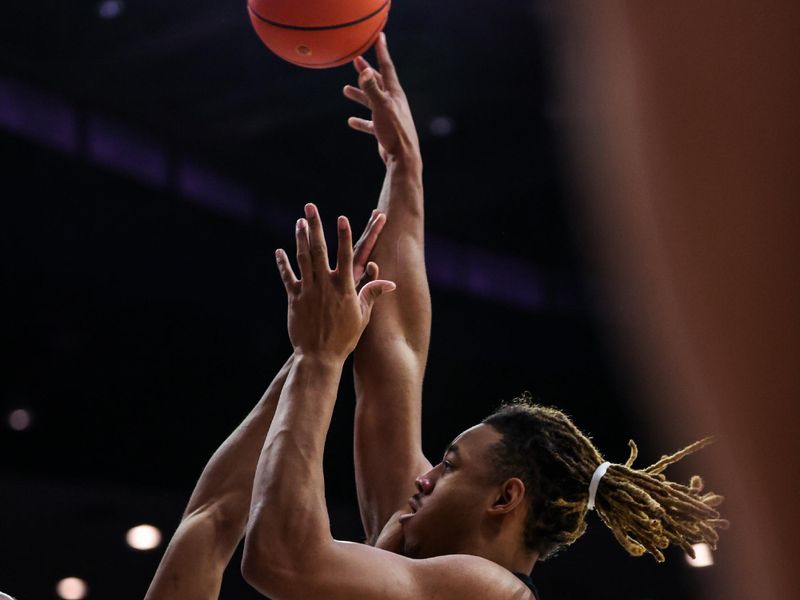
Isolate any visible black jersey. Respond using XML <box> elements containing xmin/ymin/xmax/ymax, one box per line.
<box><xmin>512</xmin><ymin>572</ymin><xmax>541</xmax><ymax>600</ymax></box>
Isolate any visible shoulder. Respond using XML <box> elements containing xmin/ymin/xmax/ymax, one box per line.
<box><xmin>411</xmin><ymin>554</ymin><xmax>535</xmax><ymax>600</ymax></box>
<box><xmin>274</xmin><ymin>540</ymin><xmax>534</xmax><ymax>600</ymax></box>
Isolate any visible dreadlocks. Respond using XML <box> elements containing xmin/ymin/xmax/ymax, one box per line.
<box><xmin>482</xmin><ymin>393</ymin><xmax>728</xmax><ymax>562</ymax></box>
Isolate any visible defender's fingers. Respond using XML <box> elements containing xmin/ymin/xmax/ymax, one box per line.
<box><xmin>343</xmin><ymin>84</ymin><xmax>370</xmax><ymax>109</ymax></box>
<box><xmin>347</xmin><ymin>117</ymin><xmax>375</xmax><ymax>135</ymax></box>
<box><xmin>353</xmin><ymin>212</ymin><xmax>386</xmax><ymax>267</ymax></box>
<box><xmin>365</xmin><ymin>261</ymin><xmax>379</xmax><ymax>282</ymax></box>
<box><xmin>304</xmin><ymin>203</ymin><xmax>330</xmax><ymax>272</ymax></box>
<box><xmin>295</xmin><ymin>218</ymin><xmax>312</xmax><ymax>281</ymax></box>
<box><xmin>275</xmin><ymin>248</ymin><xmax>299</xmax><ymax>294</ymax></box>
<box><xmin>375</xmin><ymin>33</ymin><xmax>400</xmax><ymax>91</ymax></box>
<box><xmin>353</xmin><ymin>209</ymin><xmax>378</xmax><ymax>250</ymax></box>
<box><xmin>352</xmin><ymin>211</ymin><xmax>378</xmax><ymax>282</ymax></box>
<box><xmin>359</xmin><ymin>278</ymin><xmax>397</xmax><ymax>317</ymax></box>
<box><xmin>336</xmin><ymin>216</ymin><xmax>354</xmax><ymax>283</ymax></box>
<box><xmin>354</xmin><ymin>209</ymin><xmax>381</xmax><ymax>247</ymax></box>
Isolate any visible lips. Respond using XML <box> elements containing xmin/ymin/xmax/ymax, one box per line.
<box><xmin>399</xmin><ymin>496</ymin><xmax>421</xmax><ymax>524</ymax></box>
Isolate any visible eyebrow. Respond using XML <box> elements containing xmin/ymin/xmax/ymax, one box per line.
<box><xmin>443</xmin><ymin>443</ymin><xmax>460</xmax><ymax>458</ymax></box>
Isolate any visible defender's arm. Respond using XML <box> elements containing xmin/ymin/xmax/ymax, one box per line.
<box><xmin>144</xmin><ymin>355</ymin><xmax>292</xmax><ymax>600</ymax></box>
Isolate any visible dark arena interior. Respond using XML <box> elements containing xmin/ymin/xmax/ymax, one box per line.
<box><xmin>4</xmin><ymin>2</ymin><xmax>798</xmax><ymax>599</ymax></box>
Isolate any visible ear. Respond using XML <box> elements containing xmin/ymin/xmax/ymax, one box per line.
<box><xmin>488</xmin><ymin>477</ymin><xmax>526</xmax><ymax>515</ymax></box>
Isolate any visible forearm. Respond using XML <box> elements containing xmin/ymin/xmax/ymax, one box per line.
<box><xmin>366</xmin><ymin>155</ymin><xmax>429</xmax><ymax>346</ymax></box>
<box><xmin>244</xmin><ymin>354</ymin><xmax>343</xmax><ymax>576</ymax></box>
<box><xmin>145</xmin><ymin>354</ymin><xmax>294</xmax><ymax>600</ymax></box>
<box><xmin>183</xmin><ymin>354</ymin><xmax>294</xmax><ymax>531</ymax></box>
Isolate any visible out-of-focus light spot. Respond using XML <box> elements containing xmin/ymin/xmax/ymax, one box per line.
<box><xmin>126</xmin><ymin>524</ymin><xmax>162</xmax><ymax>550</ymax></box>
<box><xmin>8</xmin><ymin>409</ymin><xmax>32</xmax><ymax>431</ymax></box>
<box><xmin>97</xmin><ymin>0</ymin><xmax>124</xmax><ymax>20</ymax></box>
<box><xmin>429</xmin><ymin>116</ymin><xmax>454</xmax><ymax>137</ymax></box>
<box><xmin>56</xmin><ymin>578</ymin><xmax>88</xmax><ymax>600</ymax></box>
<box><xmin>685</xmin><ymin>542</ymin><xmax>714</xmax><ymax>567</ymax></box>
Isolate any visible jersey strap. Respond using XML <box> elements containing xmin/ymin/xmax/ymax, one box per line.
<box><xmin>512</xmin><ymin>572</ymin><xmax>541</xmax><ymax>600</ymax></box>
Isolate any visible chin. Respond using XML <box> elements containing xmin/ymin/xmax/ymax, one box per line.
<box><xmin>402</xmin><ymin>538</ymin><xmax>421</xmax><ymax>558</ymax></box>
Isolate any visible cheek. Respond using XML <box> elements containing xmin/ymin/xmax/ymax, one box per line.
<box><xmin>430</xmin><ymin>480</ymin><xmax>486</xmax><ymax>519</ymax></box>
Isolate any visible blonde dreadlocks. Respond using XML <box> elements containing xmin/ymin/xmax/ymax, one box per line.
<box><xmin>482</xmin><ymin>393</ymin><xmax>728</xmax><ymax>562</ymax></box>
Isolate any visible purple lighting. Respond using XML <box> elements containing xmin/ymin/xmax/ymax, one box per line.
<box><xmin>427</xmin><ymin>236</ymin><xmax>546</xmax><ymax>310</ymax></box>
<box><xmin>97</xmin><ymin>0</ymin><xmax>124</xmax><ymax>20</ymax></box>
<box><xmin>87</xmin><ymin>116</ymin><xmax>168</xmax><ymax>186</ymax></box>
<box><xmin>177</xmin><ymin>160</ymin><xmax>255</xmax><ymax>220</ymax></box>
<box><xmin>0</xmin><ymin>77</ymin><xmax>78</xmax><ymax>152</ymax></box>
<box><xmin>0</xmin><ymin>75</ymin><xmax>551</xmax><ymax>313</ymax></box>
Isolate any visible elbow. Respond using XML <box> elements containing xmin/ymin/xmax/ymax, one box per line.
<box><xmin>242</xmin><ymin>496</ymin><xmax>334</xmax><ymax>595</ymax></box>
<box><xmin>242</xmin><ymin>516</ymin><xmax>332</xmax><ymax>598</ymax></box>
<box><xmin>241</xmin><ymin>542</ymin><xmax>307</xmax><ymax>600</ymax></box>
<box><xmin>240</xmin><ymin>543</ymin><xmax>266</xmax><ymax>592</ymax></box>
<box><xmin>240</xmin><ymin>516</ymin><xmax>301</xmax><ymax>597</ymax></box>
<box><xmin>241</xmin><ymin>537</ymin><xmax>282</xmax><ymax>595</ymax></box>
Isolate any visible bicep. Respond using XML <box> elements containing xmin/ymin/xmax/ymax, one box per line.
<box><xmin>144</xmin><ymin>510</ymin><xmax>237</xmax><ymax>600</ymax></box>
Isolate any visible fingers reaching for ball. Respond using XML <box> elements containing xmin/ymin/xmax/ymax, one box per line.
<box><xmin>343</xmin><ymin>84</ymin><xmax>371</xmax><ymax>109</ymax></box>
<box><xmin>344</xmin><ymin>31</ymin><xmax>420</xmax><ymax>161</ymax></box>
<box><xmin>374</xmin><ymin>33</ymin><xmax>401</xmax><ymax>93</ymax></box>
<box><xmin>353</xmin><ymin>55</ymin><xmax>385</xmax><ymax>90</ymax></box>
<box><xmin>347</xmin><ymin>117</ymin><xmax>375</xmax><ymax>136</ymax></box>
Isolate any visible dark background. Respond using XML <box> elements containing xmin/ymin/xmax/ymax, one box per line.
<box><xmin>1</xmin><ymin>2</ymin><xmax>721</xmax><ymax>598</ymax></box>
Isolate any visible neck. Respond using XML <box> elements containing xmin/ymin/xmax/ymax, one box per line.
<box><xmin>471</xmin><ymin>516</ymin><xmax>538</xmax><ymax>575</ymax></box>
<box><xmin>479</xmin><ymin>542</ymin><xmax>538</xmax><ymax>576</ymax></box>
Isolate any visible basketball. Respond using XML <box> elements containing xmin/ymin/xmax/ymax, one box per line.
<box><xmin>247</xmin><ymin>0</ymin><xmax>391</xmax><ymax>69</ymax></box>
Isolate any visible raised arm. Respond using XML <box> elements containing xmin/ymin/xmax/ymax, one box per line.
<box><xmin>144</xmin><ymin>211</ymin><xmax>385</xmax><ymax>600</ymax></box>
<box><xmin>344</xmin><ymin>33</ymin><xmax>433</xmax><ymax>544</ymax></box>
<box><xmin>241</xmin><ymin>205</ymin><xmax>520</xmax><ymax>600</ymax></box>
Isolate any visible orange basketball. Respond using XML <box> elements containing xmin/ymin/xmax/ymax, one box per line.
<box><xmin>247</xmin><ymin>0</ymin><xmax>391</xmax><ymax>69</ymax></box>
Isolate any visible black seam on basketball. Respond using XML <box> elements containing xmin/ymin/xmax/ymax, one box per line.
<box><xmin>248</xmin><ymin>1</ymin><xmax>389</xmax><ymax>31</ymax></box>
<box><xmin>285</xmin><ymin>14</ymin><xmax>387</xmax><ymax>68</ymax></box>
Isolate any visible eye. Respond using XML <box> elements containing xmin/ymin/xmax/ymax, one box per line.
<box><xmin>442</xmin><ymin>460</ymin><xmax>455</xmax><ymax>472</ymax></box>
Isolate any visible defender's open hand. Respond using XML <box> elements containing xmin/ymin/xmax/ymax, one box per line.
<box><xmin>275</xmin><ymin>203</ymin><xmax>396</xmax><ymax>361</ymax></box>
<box><xmin>343</xmin><ymin>33</ymin><xmax>421</xmax><ymax>163</ymax></box>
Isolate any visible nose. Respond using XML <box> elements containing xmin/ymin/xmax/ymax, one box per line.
<box><xmin>415</xmin><ymin>468</ymin><xmax>437</xmax><ymax>494</ymax></box>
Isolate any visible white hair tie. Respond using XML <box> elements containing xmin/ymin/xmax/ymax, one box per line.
<box><xmin>587</xmin><ymin>462</ymin><xmax>611</xmax><ymax>510</ymax></box>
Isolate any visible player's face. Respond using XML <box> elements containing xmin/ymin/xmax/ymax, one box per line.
<box><xmin>399</xmin><ymin>423</ymin><xmax>504</xmax><ymax>558</ymax></box>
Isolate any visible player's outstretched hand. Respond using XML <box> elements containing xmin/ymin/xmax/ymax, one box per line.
<box><xmin>343</xmin><ymin>33</ymin><xmax>421</xmax><ymax>164</ymax></box>
<box><xmin>352</xmin><ymin>208</ymin><xmax>386</xmax><ymax>290</ymax></box>
<box><xmin>275</xmin><ymin>203</ymin><xmax>396</xmax><ymax>361</ymax></box>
